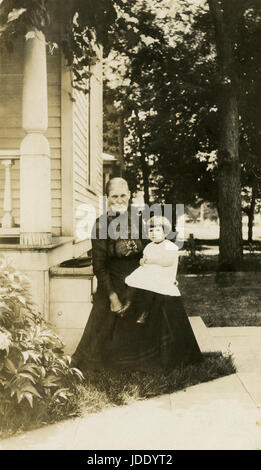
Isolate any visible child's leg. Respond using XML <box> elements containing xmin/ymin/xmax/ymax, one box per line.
<box><xmin>116</xmin><ymin>286</ymin><xmax>135</xmax><ymax>316</ymax></box>
<box><xmin>136</xmin><ymin>290</ymin><xmax>155</xmax><ymax>324</ymax></box>
<box><xmin>125</xmin><ymin>286</ymin><xmax>135</xmax><ymax>303</ymax></box>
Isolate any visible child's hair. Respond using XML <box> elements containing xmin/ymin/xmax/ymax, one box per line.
<box><xmin>146</xmin><ymin>215</ymin><xmax>172</xmax><ymax>236</ymax></box>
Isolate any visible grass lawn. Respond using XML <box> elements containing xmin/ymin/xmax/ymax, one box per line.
<box><xmin>0</xmin><ymin>351</ymin><xmax>235</xmax><ymax>440</ymax></box>
<box><xmin>178</xmin><ymin>246</ymin><xmax>261</xmax><ymax>327</ymax></box>
<box><xmin>180</xmin><ymin>275</ymin><xmax>261</xmax><ymax>327</ymax></box>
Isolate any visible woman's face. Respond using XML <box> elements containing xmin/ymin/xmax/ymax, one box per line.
<box><xmin>107</xmin><ymin>182</ymin><xmax>130</xmax><ymax>213</ymax></box>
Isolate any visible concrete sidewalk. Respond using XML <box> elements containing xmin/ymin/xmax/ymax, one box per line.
<box><xmin>1</xmin><ymin>318</ymin><xmax>261</xmax><ymax>450</ymax></box>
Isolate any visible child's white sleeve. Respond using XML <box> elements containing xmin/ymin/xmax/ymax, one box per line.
<box><xmin>143</xmin><ymin>243</ymin><xmax>151</xmax><ymax>257</ymax></box>
<box><xmin>165</xmin><ymin>240</ymin><xmax>179</xmax><ymax>251</ymax></box>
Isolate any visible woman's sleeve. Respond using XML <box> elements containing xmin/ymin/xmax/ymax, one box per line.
<box><xmin>92</xmin><ymin>237</ymin><xmax>114</xmax><ymax>296</ymax></box>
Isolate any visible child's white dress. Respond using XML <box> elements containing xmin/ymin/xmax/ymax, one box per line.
<box><xmin>125</xmin><ymin>239</ymin><xmax>181</xmax><ymax>296</ymax></box>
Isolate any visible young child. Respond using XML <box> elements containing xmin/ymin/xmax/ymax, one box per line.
<box><xmin>124</xmin><ymin>215</ymin><xmax>180</xmax><ymax>324</ymax></box>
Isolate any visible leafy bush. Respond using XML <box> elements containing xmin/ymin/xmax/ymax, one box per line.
<box><xmin>0</xmin><ymin>255</ymin><xmax>83</xmax><ymax>434</ymax></box>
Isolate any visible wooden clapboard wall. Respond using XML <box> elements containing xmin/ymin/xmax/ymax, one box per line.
<box><xmin>61</xmin><ymin>51</ymin><xmax>103</xmax><ymax>239</ymax></box>
<box><xmin>73</xmin><ymin>57</ymin><xmax>103</xmax><ymax>238</ymax></box>
<box><xmin>73</xmin><ymin>87</ymin><xmax>90</xmax><ymax>219</ymax></box>
<box><xmin>47</xmin><ymin>51</ymin><xmax>62</xmax><ymax>236</ymax></box>
<box><xmin>88</xmin><ymin>56</ymin><xmax>103</xmax><ymax>203</ymax></box>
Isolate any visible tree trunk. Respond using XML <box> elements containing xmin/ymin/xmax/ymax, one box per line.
<box><xmin>140</xmin><ymin>155</ymin><xmax>150</xmax><ymax>205</ymax></box>
<box><xmin>248</xmin><ymin>184</ymin><xmax>256</xmax><ymax>243</ymax></box>
<box><xmin>208</xmin><ymin>0</ymin><xmax>243</xmax><ymax>271</ymax></box>
<box><xmin>134</xmin><ymin>110</ymin><xmax>150</xmax><ymax>205</ymax></box>
<box><xmin>117</xmin><ymin>114</ymin><xmax>125</xmax><ymax>176</ymax></box>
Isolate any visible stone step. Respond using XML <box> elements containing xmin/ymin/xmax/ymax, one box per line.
<box><xmin>189</xmin><ymin>316</ymin><xmax>220</xmax><ymax>353</ymax></box>
<box><xmin>209</xmin><ymin>326</ymin><xmax>261</xmax><ymax>337</ymax></box>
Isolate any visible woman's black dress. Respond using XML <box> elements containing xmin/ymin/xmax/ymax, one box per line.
<box><xmin>72</xmin><ymin>211</ymin><xmax>202</xmax><ymax>373</ymax></box>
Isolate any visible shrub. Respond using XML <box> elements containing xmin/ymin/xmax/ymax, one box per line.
<box><xmin>0</xmin><ymin>255</ymin><xmax>83</xmax><ymax>434</ymax></box>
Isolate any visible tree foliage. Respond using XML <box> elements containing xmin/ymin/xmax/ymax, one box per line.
<box><xmin>104</xmin><ymin>1</ymin><xmax>219</xmax><ymax>205</ymax></box>
<box><xmin>105</xmin><ymin>1</ymin><xmax>261</xmax><ymax>212</ymax></box>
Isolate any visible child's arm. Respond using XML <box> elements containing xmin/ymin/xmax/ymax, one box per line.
<box><xmin>144</xmin><ymin>241</ymin><xmax>179</xmax><ymax>267</ymax></box>
<box><xmin>139</xmin><ymin>257</ymin><xmax>146</xmax><ymax>266</ymax></box>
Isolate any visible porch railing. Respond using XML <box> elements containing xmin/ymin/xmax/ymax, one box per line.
<box><xmin>0</xmin><ymin>150</ymin><xmax>20</xmax><ymax>237</ymax></box>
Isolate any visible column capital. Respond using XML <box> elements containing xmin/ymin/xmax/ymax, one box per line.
<box><xmin>1</xmin><ymin>159</ymin><xmax>14</xmax><ymax>168</ymax></box>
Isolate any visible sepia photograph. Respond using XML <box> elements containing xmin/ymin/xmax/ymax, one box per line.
<box><xmin>0</xmin><ymin>0</ymin><xmax>261</xmax><ymax>455</ymax></box>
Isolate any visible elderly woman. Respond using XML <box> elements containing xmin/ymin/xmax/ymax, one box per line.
<box><xmin>72</xmin><ymin>177</ymin><xmax>202</xmax><ymax>373</ymax></box>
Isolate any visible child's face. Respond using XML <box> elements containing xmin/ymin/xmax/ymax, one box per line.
<box><xmin>148</xmin><ymin>224</ymin><xmax>165</xmax><ymax>243</ymax></box>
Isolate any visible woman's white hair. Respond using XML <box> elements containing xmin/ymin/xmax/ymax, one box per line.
<box><xmin>105</xmin><ymin>177</ymin><xmax>129</xmax><ymax>196</ymax></box>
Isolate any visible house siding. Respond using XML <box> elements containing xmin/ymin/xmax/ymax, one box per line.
<box><xmin>89</xmin><ymin>57</ymin><xmax>103</xmax><ymax>199</ymax></box>
<box><xmin>72</xmin><ymin>56</ymin><xmax>103</xmax><ymax>239</ymax></box>
<box><xmin>47</xmin><ymin>52</ymin><xmax>62</xmax><ymax>236</ymax></box>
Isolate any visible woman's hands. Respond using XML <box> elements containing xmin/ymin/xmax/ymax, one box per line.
<box><xmin>109</xmin><ymin>292</ymin><xmax>123</xmax><ymax>313</ymax></box>
<box><xmin>109</xmin><ymin>292</ymin><xmax>130</xmax><ymax>317</ymax></box>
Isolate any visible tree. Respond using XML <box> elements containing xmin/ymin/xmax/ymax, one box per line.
<box><xmin>104</xmin><ymin>2</ymin><xmax>218</xmax><ymax>207</ymax></box>
<box><xmin>206</xmin><ymin>0</ymin><xmax>244</xmax><ymax>270</ymax></box>
<box><xmin>103</xmin><ymin>4</ymin><xmax>171</xmax><ymax>204</ymax></box>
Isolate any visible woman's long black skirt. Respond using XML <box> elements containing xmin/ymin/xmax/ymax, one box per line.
<box><xmin>72</xmin><ymin>291</ymin><xmax>202</xmax><ymax>374</ymax></box>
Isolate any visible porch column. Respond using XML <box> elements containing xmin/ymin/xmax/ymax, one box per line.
<box><xmin>20</xmin><ymin>30</ymin><xmax>52</xmax><ymax>246</ymax></box>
